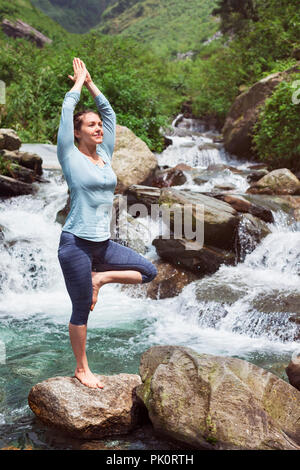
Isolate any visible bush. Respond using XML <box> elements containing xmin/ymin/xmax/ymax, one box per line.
<box><xmin>252</xmin><ymin>73</ymin><xmax>300</xmax><ymax>171</ymax></box>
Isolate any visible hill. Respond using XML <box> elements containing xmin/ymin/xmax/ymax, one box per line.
<box><xmin>31</xmin><ymin>0</ymin><xmax>116</xmax><ymax>34</ymax></box>
<box><xmin>94</xmin><ymin>0</ymin><xmax>219</xmax><ymax>57</ymax></box>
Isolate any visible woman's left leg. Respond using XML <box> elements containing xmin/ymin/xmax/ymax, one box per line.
<box><xmin>90</xmin><ymin>240</ymin><xmax>158</xmax><ymax>310</ymax></box>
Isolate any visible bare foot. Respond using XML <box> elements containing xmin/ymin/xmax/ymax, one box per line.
<box><xmin>90</xmin><ymin>272</ymin><xmax>107</xmax><ymax>311</ymax></box>
<box><xmin>74</xmin><ymin>367</ymin><xmax>104</xmax><ymax>389</ymax></box>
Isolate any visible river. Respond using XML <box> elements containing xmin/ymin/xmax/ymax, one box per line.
<box><xmin>0</xmin><ymin>115</ymin><xmax>299</xmax><ymax>450</ymax></box>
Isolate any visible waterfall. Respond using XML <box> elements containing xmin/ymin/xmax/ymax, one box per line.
<box><xmin>0</xmin><ymin>119</ymin><xmax>298</xmax><ymax>447</ymax></box>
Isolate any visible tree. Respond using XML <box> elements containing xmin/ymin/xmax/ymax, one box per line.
<box><xmin>212</xmin><ymin>0</ymin><xmax>260</xmax><ymax>34</ymax></box>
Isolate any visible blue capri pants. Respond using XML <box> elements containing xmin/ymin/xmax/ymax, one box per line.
<box><xmin>57</xmin><ymin>230</ymin><xmax>158</xmax><ymax>325</ymax></box>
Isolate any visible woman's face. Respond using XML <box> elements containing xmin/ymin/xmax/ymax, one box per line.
<box><xmin>75</xmin><ymin>112</ymin><xmax>103</xmax><ymax>146</ymax></box>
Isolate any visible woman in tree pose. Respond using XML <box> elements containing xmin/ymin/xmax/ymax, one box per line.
<box><xmin>57</xmin><ymin>58</ymin><xmax>157</xmax><ymax>389</ymax></box>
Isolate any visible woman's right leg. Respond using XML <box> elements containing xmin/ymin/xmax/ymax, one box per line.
<box><xmin>57</xmin><ymin>232</ymin><xmax>103</xmax><ymax>389</ymax></box>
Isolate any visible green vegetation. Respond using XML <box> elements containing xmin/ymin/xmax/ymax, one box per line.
<box><xmin>0</xmin><ymin>154</ymin><xmax>18</xmax><ymax>177</ymax></box>
<box><xmin>252</xmin><ymin>74</ymin><xmax>300</xmax><ymax>171</ymax></box>
<box><xmin>94</xmin><ymin>0</ymin><xmax>219</xmax><ymax>59</ymax></box>
<box><xmin>31</xmin><ymin>0</ymin><xmax>114</xmax><ymax>34</ymax></box>
<box><xmin>0</xmin><ymin>1</ymin><xmax>185</xmax><ymax>152</ymax></box>
<box><xmin>0</xmin><ymin>0</ymin><xmax>299</xmax><ymax>169</ymax></box>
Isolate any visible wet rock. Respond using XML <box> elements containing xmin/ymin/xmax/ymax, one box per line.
<box><xmin>251</xmin><ymin>291</ymin><xmax>300</xmax><ymax>342</ymax></box>
<box><xmin>214</xmin><ymin>194</ymin><xmax>274</xmax><ymax>223</ymax></box>
<box><xmin>241</xmin><ymin>194</ymin><xmax>300</xmax><ymax>222</ymax></box>
<box><xmin>246</xmin><ymin>169</ymin><xmax>300</xmax><ymax>195</ymax></box>
<box><xmin>213</xmin><ymin>183</ymin><xmax>236</xmax><ymax>191</ymax></box>
<box><xmin>194</xmin><ymin>277</ymin><xmax>247</xmax><ymax>305</ymax></box>
<box><xmin>247</xmin><ymin>163</ymin><xmax>269</xmax><ymax>171</ymax></box>
<box><xmin>245</xmin><ymin>169</ymin><xmax>269</xmax><ymax>183</ymax></box>
<box><xmin>152</xmin><ymin>236</ymin><xmax>236</xmax><ymax>275</ymax></box>
<box><xmin>236</xmin><ymin>213</ymin><xmax>272</xmax><ymax>261</ymax></box>
<box><xmin>121</xmin><ymin>258</ymin><xmax>199</xmax><ymax>299</ymax></box>
<box><xmin>163</xmin><ymin>136</ymin><xmax>173</xmax><ymax>149</ymax></box>
<box><xmin>286</xmin><ymin>351</ymin><xmax>300</xmax><ymax>391</ymax></box>
<box><xmin>112</xmin><ymin>125</ymin><xmax>158</xmax><ymax>194</ymax></box>
<box><xmin>142</xmin><ymin>165</ymin><xmax>187</xmax><ymax>188</ymax></box>
<box><xmin>158</xmin><ymin>188</ymin><xmax>239</xmax><ymax>251</ymax></box>
<box><xmin>0</xmin><ymin>174</ymin><xmax>38</xmax><ymax>197</ymax></box>
<box><xmin>28</xmin><ymin>374</ymin><xmax>145</xmax><ymax>439</ymax></box>
<box><xmin>136</xmin><ymin>345</ymin><xmax>300</xmax><ymax>450</ymax></box>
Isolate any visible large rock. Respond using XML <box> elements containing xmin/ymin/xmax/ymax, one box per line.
<box><xmin>152</xmin><ymin>236</ymin><xmax>236</xmax><ymax>275</ymax></box>
<box><xmin>286</xmin><ymin>351</ymin><xmax>300</xmax><ymax>391</ymax></box>
<box><xmin>28</xmin><ymin>373</ymin><xmax>144</xmax><ymax>439</ymax></box>
<box><xmin>222</xmin><ymin>63</ymin><xmax>300</xmax><ymax>158</ymax></box>
<box><xmin>246</xmin><ymin>168</ymin><xmax>300</xmax><ymax>195</ymax></box>
<box><xmin>136</xmin><ymin>345</ymin><xmax>300</xmax><ymax>450</ymax></box>
<box><xmin>240</xmin><ymin>194</ymin><xmax>300</xmax><ymax>222</ymax></box>
<box><xmin>1</xmin><ymin>19</ymin><xmax>52</xmax><ymax>48</ymax></box>
<box><xmin>127</xmin><ymin>185</ymin><xmax>240</xmax><ymax>251</ymax></box>
<box><xmin>0</xmin><ymin>174</ymin><xmax>38</xmax><ymax>197</ymax></box>
<box><xmin>1</xmin><ymin>149</ymin><xmax>43</xmax><ymax>176</ymax></box>
<box><xmin>121</xmin><ymin>258</ymin><xmax>199</xmax><ymax>299</ymax></box>
<box><xmin>158</xmin><ymin>188</ymin><xmax>239</xmax><ymax>251</ymax></box>
<box><xmin>214</xmin><ymin>193</ymin><xmax>274</xmax><ymax>223</ymax></box>
<box><xmin>235</xmin><ymin>212</ymin><xmax>271</xmax><ymax>261</ymax></box>
<box><xmin>0</xmin><ymin>129</ymin><xmax>21</xmax><ymax>151</ymax></box>
<box><xmin>112</xmin><ymin>125</ymin><xmax>158</xmax><ymax>193</ymax></box>
<box><xmin>142</xmin><ymin>164</ymin><xmax>187</xmax><ymax>188</ymax></box>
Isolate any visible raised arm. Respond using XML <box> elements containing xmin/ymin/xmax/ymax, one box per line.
<box><xmin>86</xmin><ymin>81</ymin><xmax>116</xmax><ymax>160</ymax></box>
<box><xmin>57</xmin><ymin>91</ymin><xmax>80</xmax><ymax>165</ymax></box>
<box><xmin>57</xmin><ymin>58</ymin><xmax>87</xmax><ymax>166</ymax></box>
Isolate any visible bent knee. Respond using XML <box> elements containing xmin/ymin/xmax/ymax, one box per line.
<box><xmin>142</xmin><ymin>263</ymin><xmax>158</xmax><ymax>284</ymax></box>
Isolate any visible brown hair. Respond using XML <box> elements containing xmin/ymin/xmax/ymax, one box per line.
<box><xmin>73</xmin><ymin>109</ymin><xmax>100</xmax><ymax>144</ymax></box>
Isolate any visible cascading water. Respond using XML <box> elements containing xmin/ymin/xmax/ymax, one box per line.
<box><xmin>0</xmin><ymin>116</ymin><xmax>299</xmax><ymax>449</ymax></box>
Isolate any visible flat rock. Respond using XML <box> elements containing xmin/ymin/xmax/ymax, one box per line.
<box><xmin>28</xmin><ymin>373</ymin><xmax>144</xmax><ymax>439</ymax></box>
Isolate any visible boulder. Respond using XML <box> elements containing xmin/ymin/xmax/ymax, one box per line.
<box><xmin>112</xmin><ymin>125</ymin><xmax>158</xmax><ymax>193</ymax></box>
<box><xmin>1</xmin><ymin>149</ymin><xmax>43</xmax><ymax>175</ymax></box>
<box><xmin>136</xmin><ymin>345</ymin><xmax>300</xmax><ymax>450</ymax></box>
<box><xmin>214</xmin><ymin>193</ymin><xmax>274</xmax><ymax>223</ymax></box>
<box><xmin>142</xmin><ymin>164</ymin><xmax>187</xmax><ymax>188</ymax></box>
<box><xmin>152</xmin><ymin>236</ymin><xmax>236</xmax><ymax>275</ymax></box>
<box><xmin>0</xmin><ymin>129</ymin><xmax>21</xmax><ymax>151</ymax></box>
<box><xmin>1</xmin><ymin>19</ymin><xmax>52</xmax><ymax>48</ymax></box>
<box><xmin>240</xmin><ymin>194</ymin><xmax>300</xmax><ymax>222</ymax></box>
<box><xmin>28</xmin><ymin>373</ymin><xmax>144</xmax><ymax>439</ymax></box>
<box><xmin>246</xmin><ymin>168</ymin><xmax>300</xmax><ymax>195</ymax></box>
<box><xmin>222</xmin><ymin>62</ymin><xmax>300</xmax><ymax>158</ymax></box>
<box><xmin>158</xmin><ymin>188</ymin><xmax>239</xmax><ymax>251</ymax></box>
<box><xmin>286</xmin><ymin>351</ymin><xmax>300</xmax><ymax>391</ymax></box>
<box><xmin>0</xmin><ymin>174</ymin><xmax>37</xmax><ymax>197</ymax></box>
<box><xmin>121</xmin><ymin>258</ymin><xmax>199</xmax><ymax>299</ymax></box>
<box><xmin>236</xmin><ymin>212</ymin><xmax>272</xmax><ymax>261</ymax></box>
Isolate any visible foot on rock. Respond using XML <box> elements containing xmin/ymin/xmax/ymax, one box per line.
<box><xmin>74</xmin><ymin>368</ymin><xmax>104</xmax><ymax>389</ymax></box>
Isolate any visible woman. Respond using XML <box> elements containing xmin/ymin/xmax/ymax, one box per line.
<box><xmin>57</xmin><ymin>58</ymin><xmax>157</xmax><ymax>389</ymax></box>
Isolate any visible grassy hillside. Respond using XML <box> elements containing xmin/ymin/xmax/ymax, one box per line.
<box><xmin>31</xmin><ymin>0</ymin><xmax>116</xmax><ymax>34</ymax></box>
<box><xmin>0</xmin><ymin>0</ymin><xmax>186</xmax><ymax>152</ymax></box>
<box><xmin>94</xmin><ymin>0</ymin><xmax>219</xmax><ymax>58</ymax></box>
<box><xmin>0</xmin><ymin>0</ymin><xmax>68</xmax><ymax>40</ymax></box>
<box><xmin>0</xmin><ymin>0</ymin><xmax>299</xmax><ymax>170</ymax></box>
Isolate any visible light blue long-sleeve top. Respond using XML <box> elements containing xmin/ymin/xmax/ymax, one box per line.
<box><xmin>57</xmin><ymin>90</ymin><xmax>118</xmax><ymax>241</ymax></box>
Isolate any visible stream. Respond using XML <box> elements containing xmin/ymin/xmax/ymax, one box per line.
<box><xmin>0</xmin><ymin>115</ymin><xmax>299</xmax><ymax>450</ymax></box>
